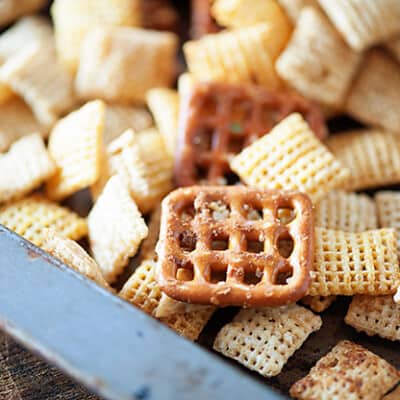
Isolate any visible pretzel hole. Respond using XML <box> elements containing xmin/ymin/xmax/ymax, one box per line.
<box><xmin>180</xmin><ymin>204</ymin><xmax>195</xmax><ymax>222</ymax></box>
<box><xmin>224</xmin><ymin>171</ymin><xmax>240</xmax><ymax>185</ymax></box>
<box><xmin>231</xmin><ymin>100</ymin><xmax>252</xmax><ymax>125</ymax></box>
<box><xmin>277</xmin><ymin>234</ymin><xmax>294</xmax><ymax>258</ymax></box>
<box><xmin>178</xmin><ymin>231</ymin><xmax>197</xmax><ymax>252</ymax></box>
<box><xmin>210</xmin><ymin>264</ymin><xmax>227</xmax><ymax>283</ymax></box>
<box><xmin>228</xmin><ymin>136</ymin><xmax>245</xmax><ymax>154</ymax></box>
<box><xmin>192</xmin><ymin>126</ymin><xmax>213</xmax><ymax>151</ymax></box>
<box><xmin>243</xmin><ymin>204</ymin><xmax>263</xmax><ymax>220</ymax></box>
<box><xmin>209</xmin><ymin>200</ymin><xmax>230</xmax><ymax>221</ymax></box>
<box><xmin>247</xmin><ymin>238</ymin><xmax>264</xmax><ymax>253</ymax></box>
<box><xmin>195</xmin><ymin>164</ymin><xmax>209</xmax><ymax>181</ymax></box>
<box><xmin>244</xmin><ymin>269</ymin><xmax>263</xmax><ymax>285</ymax></box>
<box><xmin>276</xmin><ymin>207</ymin><xmax>296</xmax><ymax>224</ymax></box>
<box><xmin>273</xmin><ymin>266</ymin><xmax>293</xmax><ymax>285</ymax></box>
<box><xmin>261</xmin><ymin>108</ymin><xmax>282</xmax><ymax>129</ymax></box>
<box><xmin>176</xmin><ymin>266</ymin><xmax>194</xmax><ymax>281</ymax></box>
<box><xmin>211</xmin><ymin>232</ymin><xmax>229</xmax><ymax>250</ymax></box>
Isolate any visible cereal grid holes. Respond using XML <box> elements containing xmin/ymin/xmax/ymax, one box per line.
<box><xmin>213</xmin><ymin>304</ymin><xmax>322</xmax><ymax>377</ymax></box>
<box><xmin>290</xmin><ymin>340</ymin><xmax>400</xmax><ymax>400</ymax></box>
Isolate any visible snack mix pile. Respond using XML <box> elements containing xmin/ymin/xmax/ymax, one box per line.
<box><xmin>0</xmin><ymin>0</ymin><xmax>400</xmax><ymax>398</ymax></box>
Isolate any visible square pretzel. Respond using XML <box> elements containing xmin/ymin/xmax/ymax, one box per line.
<box><xmin>156</xmin><ymin>186</ymin><xmax>314</xmax><ymax>307</ymax></box>
<box><xmin>175</xmin><ymin>82</ymin><xmax>326</xmax><ymax>186</ymax></box>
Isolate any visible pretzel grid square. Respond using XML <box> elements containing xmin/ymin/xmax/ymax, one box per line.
<box><xmin>156</xmin><ymin>186</ymin><xmax>314</xmax><ymax>307</ymax></box>
<box><xmin>175</xmin><ymin>82</ymin><xmax>326</xmax><ymax>186</ymax></box>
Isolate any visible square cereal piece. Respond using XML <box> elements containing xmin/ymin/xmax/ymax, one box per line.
<box><xmin>375</xmin><ymin>191</ymin><xmax>400</xmax><ymax>251</ymax></box>
<box><xmin>184</xmin><ymin>24</ymin><xmax>282</xmax><ymax>89</ymax></box>
<box><xmin>315</xmin><ymin>190</ymin><xmax>377</xmax><ymax>232</ymax></box>
<box><xmin>345</xmin><ymin>295</ymin><xmax>400</xmax><ymax>341</ymax></box>
<box><xmin>0</xmin><ymin>15</ymin><xmax>52</xmax><ymax>63</ymax></box>
<box><xmin>51</xmin><ymin>0</ymin><xmax>141</xmax><ymax>73</ymax></box>
<box><xmin>231</xmin><ymin>113</ymin><xmax>349</xmax><ymax>204</ymax></box>
<box><xmin>42</xmin><ymin>229</ymin><xmax>110</xmax><ymax>290</ymax></box>
<box><xmin>327</xmin><ymin>129</ymin><xmax>400</xmax><ymax>191</ymax></box>
<box><xmin>345</xmin><ymin>50</ymin><xmax>400</xmax><ymax>134</ymax></box>
<box><xmin>0</xmin><ymin>40</ymin><xmax>76</xmax><ymax>127</ymax></box>
<box><xmin>0</xmin><ymin>195</ymin><xmax>87</xmax><ymax>247</ymax></box>
<box><xmin>0</xmin><ymin>97</ymin><xmax>46</xmax><ymax>152</ymax></box>
<box><xmin>277</xmin><ymin>0</ymin><xmax>320</xmax><ymax>21</ymax></box>
<box><xmin>0</xmin><ymin>0</ymin><xmax>47</xmax><ymax>28</ymax></box>
<box><xmin>46</xmin><ymin>100</ymin><xmax>105</xmax><ymax>201</ymax></box>
<box><xmin>146</xmin><ymin>88</ymin><xmax>179</xmax><ymax>156</ymax></box>
<box><xmin>88</xmin><ymin>175</ymin><xmax>148</xmax><ymax>283</ymax></box>
<box><xmin>290</xmin><ymin>340</ymin><xmax>400</xmax><ymax>400</ymax></box>
<box><xmin>309</xmin><ymin>228</ymin><xmax>400</xmax><ymax>297</ymax></box>
<box><xmin>75</xmin><ymin>27</ymin><xmax>178</xmax><ymax>104</ymax></box>
<box><xmin>213</xmin><ymin>305</ymin><xmax>322</xmax><ymax>377</ymax></box>
<box><xmin>211</xmin><ymin>0</ymin><xmax>292</xmax><ymax>58</ymax></box>
<box><xmin>301</xmin><ymin>295</ymin><xmax>336</xmax><ymax>313</ymax></box>
<box><xmin>104</xmin><ymin>104</ymin><xmax>152</xmax><ymax>145</ymax></box>
<box><xmin>0</xmin><ymin>134</ymin><xmax>56</xmax><ymax>204</ymax></box>
<box><xmin>318</xmin><ymin>0</ymin><xmax>400</xmax><ymax>51</ymax></box>
<box><xmin>276</xmin><ymin>7</ymin><xmax>361</xmax><ymax>108</ymax></box>
<box><xmin>102</xmin><ymin>129</ymin><xmax>173</xmax><ymax>214</ymax></box>
<box><xmin>120</xmin><ymin>259</ymin><xmax>214</xmax><ymax>340</ymax></box>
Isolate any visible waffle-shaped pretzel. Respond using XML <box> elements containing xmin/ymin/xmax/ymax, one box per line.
<box><xmin>175</xmin><ymin>82</ymin><xmax>327</xmax><ymax>186</ymax></box>
<box><xmin>156</xmin><ymin>186</ymin><xmax>314</xmax><ymax>307</ymax></box>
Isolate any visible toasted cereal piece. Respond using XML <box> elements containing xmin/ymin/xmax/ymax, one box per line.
<box><xmin>213</xmin><ymin>305</ymin><xmax>322</xmax><ymax>377</ymax></box>
<box><xmin>51</xmin><ymin>0</ymin><xmax>141</xmax><ymax>73</ymax></box>
<box><xmin>0</xmin><ymin>0</ymin><xmax>47</xmax><ymax>27</ymax></box>
<box><xmin>309</xmin><ymin>228</ymin><xmax>400</xmax><ymax>297</ymax></box>
<box><xmin>0</xmin><ymin>134</ymin><xmax>56</xmax><ymax>204</ymax></box>
<box><xmin>315</xmin><ymin>190</ymin><xmax>377</xmax><ymax>232</ymax></box>
<box><xmin>318</xmin><ymin>0</ymin><xmax>400</xmax><ymax>51</ymax></box>
<box><xmin>345</xmin><ymin>295</ymin><xmax>400</xmax><ymax>341</ymax></box>
<box><xmin>327</xmin><ymin>129</ymin><xmax>400</xmax><ymax>191</ymax></box>
<box><xmin>375</xmin><ymin>191</ymin><xmax>400</xmax><ymax>251</ymax></box>
<box><xmin>301</xmin><ymin>295</ymin><xmax>336</xmax><ymax>313</ymax></box>
<box><xmin>383</xmin><ymin>386</ymin><xmax>400</xmax><ymax>400</ymax></box>
<box><xmin>276</xmin><ymin>7</ymin><xmax>361</xmax><ymax>108</ymax></box>
<box><xmin>146</xmin><ymin>88</ymin><xmax>179</xmax><ymax>155</ymax></box>
<box><xmin>139</xmin><ymin>205</ymin><xmax>161</xmax><ymax>261</ymax></box>
<box><xmin>120</xmin><ymin>259</ymin><xmax>163</xmax><ymax>315</ymax></box>
<box><xmin>0</xmin><ymin>97</ymin><xmax>46</xmax><ymax>152</ymax></box>
<box><xmin>277</xmin><ymin>0</ymin><xmax>319</xmax><ymax>21</ymax></box>
<box><xmin>0</xmin><ymin>16</ymin><xmax>52</xmax><ymax>62</ymax></box>
<box><xmin>345</xmin><ymin>50</ymin><xmax>400</xmax><ymax>134</ymax></box>
<box><xmin>211</xmin><ymin>0</ymin><xmax>292</xmax><ymax>58</ymax></box>
<box><xmin>42</xmin><ymin>229</ymin><xmax>109</xmax><ymax>289</ymax></box>
<box><xmin>104</xmin><ymin>104</ymin><xmax>152</xmax><ymax>145</ymax></box>
<box><xmin>0</xmin><ymin>40</ymin><xmax>76</xmax><ymax>127</ymax></box>
<box><xmin>386</xmin><ymin>36</ymin><xmax>400</xmax><ymax>63</ymax></box>
<box><xmin>105</xmin><ymin>129</ymin><xmax>173</xmax><ymax>214</ymax></box>
<box><xmin>46</xmin><ymin>101</ymin><xmax>105</xmax><ymax>201</ymax></box>
<box><xmin>120</xmin><ymin>259</ymin><xmax>214</xmax><ymax>340</ymax></box>
<box><xmin>0</xmin><ymin>195</ymin><xmax>87</xmax><ymax>247</ymax></box>
<box><xmin>231</xmin><ymin>113</ymin><xmax>349</xmax><ymax>204</ymax></box>
<box><xmin>290</xmin><ymin>340</ymin><xmax>400</xmax><ymax>399</ymax></box>
<box><xmin>184</xmin><ymin>24</ymin><xmax>282</xmax><ymax>89</ymax></box>
<box><xmin>88</xmin><ymin>176</ymin><xmax>148</xmax><ymax>283</ymax></box>
<box><xmin>75</xmin><ymin>27</ymin><xmax>178</xmax><ymax>104</ymax></box>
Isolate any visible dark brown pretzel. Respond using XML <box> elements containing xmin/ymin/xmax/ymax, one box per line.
<box><xmin>175</xmin><ymin>82</ymin><xmax>327</xmax><ymax>187</ymax></box>
<box><xmin>156</xmin><ymin>186</ymin><xmax>314</xmax><ymax>307</ymax></box>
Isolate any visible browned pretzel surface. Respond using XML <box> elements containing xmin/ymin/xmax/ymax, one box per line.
<box><xmin>175</xmin><ymin>82</ymin><xmax>327</xmax><ymax>187</ymax></box>
<box><xmin>156</xmin><ymin>186</ymin><xmax>314</xmax><ymax>307</ymax></box>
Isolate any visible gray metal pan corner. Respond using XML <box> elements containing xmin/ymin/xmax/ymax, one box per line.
<box><xmin>0</xmin><ymin>225</ymin><xmax>286</xmax><ymax>400</ymax></box>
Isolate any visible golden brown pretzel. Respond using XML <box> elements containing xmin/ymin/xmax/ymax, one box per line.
<box><xmin>156</xmin><ymin>186</ymin><xmax>314</xmax><ymax>307</ymax></box>
<box><xmin>174</xmin><ymin>82</ymin><xmax>327</xmax><ymax>187</ymax></box>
